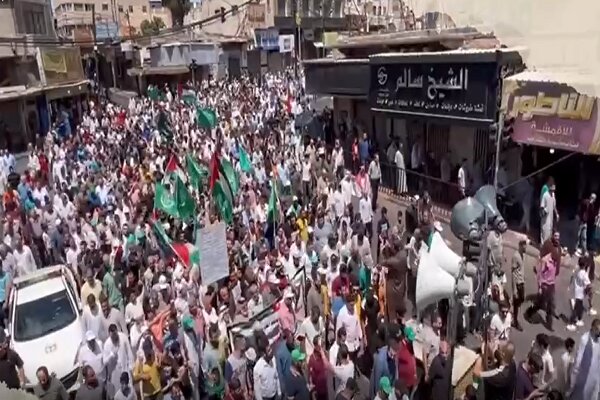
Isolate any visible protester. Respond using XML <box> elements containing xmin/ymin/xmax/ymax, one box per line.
<box><xmin>0</xmin><ymin>71</ymin><xmax>592</xmax><ymax>400</ymax></box>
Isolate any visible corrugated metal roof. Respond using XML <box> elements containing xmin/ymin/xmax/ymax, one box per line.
<box><xmin>370</xmin><ymin>46</ymin><xmax>526</xmax><ymax>59</ymax></box>
<box><xmin>302</xmin><ymin>58</ymin><xmax>369</xmax><ymax>65</ymax></box>
<box><xmin>504</xmin><ymin>69</ymin><xmax>597</xmax><ymax>85</ymax></box>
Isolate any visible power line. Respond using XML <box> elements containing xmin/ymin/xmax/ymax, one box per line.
<box><xmin>0</xmin><ymin>0</ymin><xmax>258</xmax><ymax>46</ymax></box>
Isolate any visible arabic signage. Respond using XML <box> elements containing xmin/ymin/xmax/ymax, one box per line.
<box><xmin>505</xmin><ymin>81</ymin><xmax>600</xmax><ymax>154</ymax></box>
<box><xmin>370</xmin><ymin>62</ymin><xmax>498</xmax><ymax>123</ymax></box>
<box><xmin>36</xmin><ymin>47</ymin><xmax>85</xmax><ymax>86</ymax></box>
<box><xmin>254</xmin><ymin>28</ymin><xmax>279</xmax><ymax>51</ymax></box>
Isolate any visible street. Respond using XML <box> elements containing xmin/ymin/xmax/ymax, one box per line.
<box><xmin>376</xmin><ymin>192</ymin><xmax>594</xmax><ymax>360</ymax></box>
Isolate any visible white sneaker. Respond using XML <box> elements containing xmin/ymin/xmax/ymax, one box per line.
<box><xmin>567</xmin><ymin>324</ymin><xmax>577</xmax><ymax>331</ymax></box>
<box><xmin>576</xmin><ymin>320</ymin><xmax>585</xmax><ymax>327</ymax></box>
<box><xmin>590</xmin><ymin>308</ymin><xmax>598</xmax><ymax>316</ymax></box>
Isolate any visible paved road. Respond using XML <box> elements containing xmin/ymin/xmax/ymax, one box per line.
<box><xmin>375</xmin><ymin>192</ymin><xmax>598</xmax><ymax>360</ymax></box>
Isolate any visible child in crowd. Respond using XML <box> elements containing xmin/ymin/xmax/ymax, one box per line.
<box><xmin>205</xmin><ymin>367</ymin><xmax>225</xmax><ymax>400</ymax></box>
<box><xmin>567</xmin><ymin>257</ymin><xmax>592</xmax><ymax>331</ymax></box>
<box><xmin>557</xmin><ymin>338</ymin><xmax>576</xmax><ymax>394</ymax></box>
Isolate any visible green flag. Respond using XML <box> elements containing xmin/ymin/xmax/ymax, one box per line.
<box><xmin>186</xmin><ymin>154</ymin><xmax>208</xmax><ymax>190</ymax></box>
<box><xmin>220</xmin><ymin>158</ymin><xmax>239</xmax><ymax>195</ymax></box>
<box><xmin>239</xmin><ymin>146</ymin><xmax>252</xmax><ymax>173</ymax></box>
<box><xmin>196</xmin><ymin>108</ymin><xmax>217</xmax><ymax>129</ymax></box>
<box><xmin>267</xmin><ymin>180</ymin><xmax>279</xmax><ymax>223</ymax></box>
<box><xmin>175</xmin><ymin>176</ymin><xmax>195</xmax><ymax>220</ymax></box>
<box><xmin>182</xmin><ymin>93</ymin><xmax>197</xmax><ymax>106</ymax></box>
<box><xmin>148</xmin><ymin>86</ymin><xmax>160</xmax><ymax>101</ymax></box>
<box><xmin>154</xmin><ymin>183</ymin><xmax>178</xmax><ymax>218</ymax></box>
<box><xmin>157</xmin><ymin>111</ymin><xmax>173</xmax><ymax>140</ymax></box>
<box><xmin>212</xmin><ymin>180</ymin><xmax>233</xmax><ymax>225</ymax></box>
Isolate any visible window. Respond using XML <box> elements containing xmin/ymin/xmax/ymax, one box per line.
<box><xmin>84</xmin><ymin>4</ymin><xmax>93</xmax><ymax>11</ymax></box>
<box><xmin>371</xmin><ymin>5</ymin><xmax>376</xmax><ymax>14</ymax></box>
<box><xmin>13</xmin><ymin>290</ymin><xmax>77</xmax><ymax>342</ymax></box>
<box><xmin>118</xmin><ymin>5</ymin><xmax>123</xmax><ymax>12</ymax></box>
<box><xmin>73</xmin><ymin>3</ymin><xmax>83</xmax><ymax>10</ymax></box>
<box><xmin>102</xmin><ymin>3</ymin><xmax>108</xmax><ymax>10</ymax></box>
<box><xmin>382</xmin><ymin>6</ymin><xmax>386</xmax><ymax>15</ymax></box>
<box><xmin>142</xmin><ymin>5</ymin><xmax>147</xmax><ymax>12</ymax></box>
<box><xmin>23</xmin><ymin>6</ymin><xmax>47</xmax><ymax>35</ymax></box>
<box><xmin>128</xmin><ymin>5</ymin><xmax>133</xmax><ymax>12</ymax></box>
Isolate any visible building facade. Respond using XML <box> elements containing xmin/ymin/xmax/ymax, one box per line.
<box><xmin>0</xmin><ymin>0</ymin><xmax>90</xmax><ymax>153</ymax></box>
<box><xmin>53</xmin><ymin>0</ymin><xmax>172</xmax><ymax>40</ymax></box>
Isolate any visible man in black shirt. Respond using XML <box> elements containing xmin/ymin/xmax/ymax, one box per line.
<box><xmin>0</xmin><ymin>330</ymin><xmax>24</xmax><ymax>389</ymax></box>
<box><xmin>427</xmin><ymin>340</ymin><xmax>450</xmax><ymax>400</ymax></box>
<box><xmin>514</xmin><ymin>352</ymin><xmax>543</xmax><ymax>400</ymax></box>
<box><xmin>285</xmin><ymin>348</ymin><xmax>310</xmax><ymax>400</ymax></box>
<box><xmin>480</xmin><ymin>342</ymin><xmax>517</xmax><ymax>400</ymax></box>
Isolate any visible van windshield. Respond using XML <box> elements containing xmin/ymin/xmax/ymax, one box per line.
<box><xmin>14</xmin><ymin>290</ymin><xmax>76</xmax><ymax>341</ymax></box>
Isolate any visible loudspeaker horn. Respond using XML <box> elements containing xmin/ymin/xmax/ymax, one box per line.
<box><xmin>450</xmin><ymin>197</ymin><xmax>485</xmax><ymax>241</ymax></box>
<box><xmin>427</xmin><ymin>231</ymin><xmax>462</xmax><ymax>278</ymax></box>
<box><xmin>474</xmin><ymin>185</ymin><xmax>508</xmax><ymax>232</ymax></box>
<box><xmin>415</xmin><ymin>251</ymin><xmax>456</xmax><ymax>312</ymax></box>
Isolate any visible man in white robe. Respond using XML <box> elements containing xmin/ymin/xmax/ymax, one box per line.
<box><xmin>394</xmin><ymin>144</ymin><xmax>407</xmax><ymax>194</ymax></box>
<box><xmin>540</xmin><ymin>184</ymin><xmax>558</xmax><ymax>244</ymax></box>
<box><xmin>103</xmin><ymin>324</ymin><xmax>134</xmax><ymax>393</ymax></box>
<box><xmin>569</xmin><ymin>320</ymin><xmax>600</xmax><ymax>400</ymax></box>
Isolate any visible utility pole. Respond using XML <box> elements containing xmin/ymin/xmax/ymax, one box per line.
<box><xmin>293</xmin><ymin>0</ymin><xmax>300</xmax><ymax>77</ymax></box>
<box><xmin>91</xmin><ymin>4</ymin><xmax>99</xmax><ymax>90</ymax></box>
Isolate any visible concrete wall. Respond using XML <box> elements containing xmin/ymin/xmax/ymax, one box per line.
<box><xmin>149</xmin><ymin>43</ymin><xmax>220</xmax><ymax>67</ymax></box>
<box><xmin>411</xmin><ymin>0</ymin><xmax>600</xmax><ymax>96</ymax></box>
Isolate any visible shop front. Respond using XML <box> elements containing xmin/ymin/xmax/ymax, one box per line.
<box><xmin>303</xmin><ymin>58</ymin><xmax>370</xmax><ymax>145</ymax></box>
<box><xmin>503</xmin><ymin>71</ymin><xmax>600</xmax><ymax>213</ymax></box>
<box><xmin>369</xmin><ymin>49</ymin><xmax>521</xmax><ymax>202</ymax></box>
<box><xmin>36</xmin><ymin>46</ymin><xmax>90</xmax><ymax>134</ymax></box>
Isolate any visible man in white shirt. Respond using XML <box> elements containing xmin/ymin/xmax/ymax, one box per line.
<box><xmin>458</xmin><ymin>158</ymin><xmax>468</xmax><ymax>197</ymax></box>
<box><xmin>332</xmin><ymin>184</ymin><xmax>346</xmax><ymax>221</ymax></box>
<box><xmin>301</xmin><ymin>155</ymin><xmax>312</xmax><ymax>203</ymax></box>
<box><xmin>489</xmin><ymin>301</ymin><xmax>512</xmax><ymax>343</ymax></box>
<box><xmin>296</xmin><ymin>306</ymin><xmax>325</xmax><ymax>357</ymax></box>
<box><xmin>359</xmin><ymin>193</ymin><xmax>373</xmax><ymax>238</ymax></box>
<box><xmin>253</xmin><ymin>344</ymin><xmax>280</xmax><ymax>400</ymax></box>
<box><xmin>13</xmin><ymin>237</ymin><xmax>37</xmax><ymax>277</ymax></box>
<box><xmin>336</xmin><ymin>299</ymin><xmax>362</xmax><ymax>358</ymax></box>
<box><xmin>77</xmin><ymin>331</ymin><xmax>106</xmax><ymax>382</ymax></box>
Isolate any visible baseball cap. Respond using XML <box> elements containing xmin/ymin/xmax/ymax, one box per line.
<box><xmin>85</xmin><ymin>330</ymin><xmax>96</xmax><ymax>342</ymax></box>
<box><xmin>291</xmin><ymin>348</ymin><xmax>306</xmax><ymax>363</ymax></box>
<box><xmin>379</xmin><ymin>376</ymin><xmax>393</xmax><ymax>395</ymax></box>
<box><xmin>403</xmin><ymin>326</ymin><xmax>416</xmax><ymax>342</ymax></box>
<box><xmin>181</xmin><ymin>315</ymin><xmax>194</xmax><ymax>331</ymax></box>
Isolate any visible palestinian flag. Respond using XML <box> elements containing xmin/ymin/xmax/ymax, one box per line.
<box><xmin>151</xmin><ymin>220</ymin><xmax>199</xmax><ymax>268</ymax></box>
<box><xmin>171</xmin><ymin>242</ymin><xmax>200</xmax><ymax>269</ymax></box>
<box><xmin>164</xmin><ymin>154</ymin><xmax>187</xmax><ymax>183</ymax></box>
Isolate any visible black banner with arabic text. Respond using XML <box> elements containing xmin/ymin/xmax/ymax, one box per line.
<box><xmin>369</xmin><ymin>61</ymin><xmax>499</xmax><ymax>124</ymax></box>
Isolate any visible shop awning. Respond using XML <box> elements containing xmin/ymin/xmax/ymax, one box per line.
<box><xmin>44</xmin><ymin>80</ymin><xmax>90</xmax><ymax>101</ymax></box>
<box><xmin>0</xmin><ymin>86</ymin><xmax>43</xmax><ymax>102</ymax></box>
<box><xmin>127</xmin><ymin>65</ymin><xmax>191</xmax><ymax>77</ymax></box>
<box><xmin>502</xmin><ymin>69</ymin><xmax>600</xmax><ymax>155</ymax></box>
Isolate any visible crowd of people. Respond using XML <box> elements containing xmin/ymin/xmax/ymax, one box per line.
<box><xmin>0</xmin><ymin>71</ymin><xmax>597</xmax><ymax>400</ymax></box>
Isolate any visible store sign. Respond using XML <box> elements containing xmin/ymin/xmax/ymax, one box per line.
<box><xmin>37</xmin><ymin>47</ymin><xmax>86</xmax><ymax>86</ymax></box>
<box><xmin>254</xmin><ymin>28</ymin><xmax>279</xmax><ymax>51</ymax></box>
<box><xmin>370</xmin><ymin>62</ymin><xmax>498</xmax><ymax>123</ymax></box>
<box><xmin>278</xmin><ymin>34</ymin><xmax>294</xmax><ymax>53</ymax></box>
<box><xmin>505</xmin><ymin>81</ymin><xmax>600</xmax><ymax>154</ymax></box>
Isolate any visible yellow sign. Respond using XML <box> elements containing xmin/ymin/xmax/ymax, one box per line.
<box><xmin>42</xmin><ymin>51</ymin><xmax>67</xmax><ymax>74</ymax></box>
<box><xmin>510</xmin><ymin>92</ymin><xmax>595</xmax><ymax>121</ymax></box>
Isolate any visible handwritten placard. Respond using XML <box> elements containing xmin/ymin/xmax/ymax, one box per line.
<box><xmin>197</xmin><ymin>222</ymin><xmax>230</xmax><ymax>285</ymax></box>
<box><xmin>370</xmin><ymin>62</ymin><xmax>498</xmax><ymax>123</ymax></box>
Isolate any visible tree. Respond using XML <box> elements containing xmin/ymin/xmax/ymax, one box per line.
<box><xmin>162</xmin><ymin>0</ymin><xmax>191</xmax><ymax>27</ymax></box>
<box><xmin>140</xmin><ymin>16</ymin><xmax>167</xmax><ymax>35</ymax></box>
